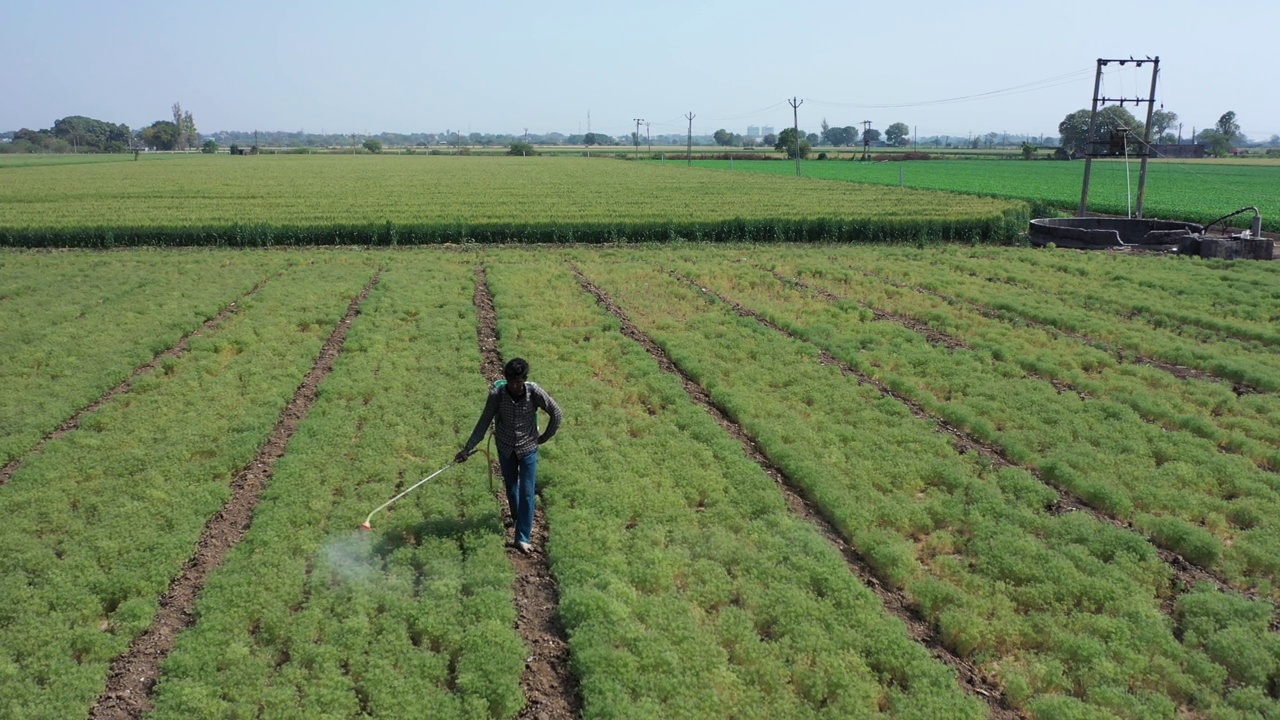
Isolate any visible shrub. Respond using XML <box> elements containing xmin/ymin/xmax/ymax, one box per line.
<box><xmin>507</xmin><ymin>141</ymin><xmax>535</xmax><ymax>156</ymax></box>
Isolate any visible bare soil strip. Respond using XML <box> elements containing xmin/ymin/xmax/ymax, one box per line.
<box><xmin>0</xmin><ymin>272</ymin><xmax>278</xmax><ymax>487</ymax></box>
<box><xmin>89</xmin><ymin>269</ymin><xmax>381</xmax><ymax>720</ymax></box>
<box><xmin>568</xmin><ymin>263</ymin><xmax>1023</xmax><ymax>720</ymax></box>
<box><xmin>472</xmin><ymin>265</ymin><xmax>580</xmax><ymax>720</ymax></box>
<box><xmin>667</xmin><ymin>270</ymin><xmax>1259</xmax><ymax>624</ymax></box>
<box><xmin>861</xmin><ymin>269</ymin><xmax>1262</xmax><ymax>396</ymax></box>
<box><xmin>772</xmin><ymin>270</ymin><xmax>1280</xmax><ymax>476</ymax></box>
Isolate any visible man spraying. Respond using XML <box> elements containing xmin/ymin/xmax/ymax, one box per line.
<box><xmin>456</xmin><ymin>358</ymin><xmax>563</xmax><ymax>554</ymax></box>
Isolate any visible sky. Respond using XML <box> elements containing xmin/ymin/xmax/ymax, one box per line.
<box><xmin>4</xmin><ymin>0</ymin><xmax>1278</xmax><ymax>142</ymax></box>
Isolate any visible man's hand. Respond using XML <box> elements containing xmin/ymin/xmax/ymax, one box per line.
<box><xmin>454</xmin><ymin>450</ymin><xmax>470</xmax><ymax>464</ymax></box>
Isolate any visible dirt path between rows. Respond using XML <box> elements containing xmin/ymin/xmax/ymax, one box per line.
<box><xmin>1</xmin><ymin>272</ymin><xmax>279</xmax><ymax>486</ymax></box>
<box><xmin>671</xmin><ymin>269</ymin><xmax>1250</xmax><ymax>623</ymax></box>
<box><xmin>89</xmin><ymin>269</ymin><xmax>382</xmax><ymax>720</ymax></box>
<box><xmin>569</xmin><ymin>261</ymin><xmax>1024</xmax><ymax>720</ymax></box>
<box><xmin>472</xmin><ymin>265</ymin><xmax>580</xmax><ymax>720</ymax></box>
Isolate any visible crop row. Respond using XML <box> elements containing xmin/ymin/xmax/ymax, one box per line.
<box><xmin>951</xmin><ymin>247</ymin><xmax>1280</xmax><ymax>327</ymax></box>
<box><xmin>0</xmin><ymin>155</ymin><xmax>1028</xmax><ymax>246</ymax></box>
<box><xmin>670</xmin><ymin>253</ymin><xmax>1280</xmax><ymax>594</ymax></box>
<box><xmin>148</xmin><ymin>257</ymin><xmax>525</xmax><ymax>718</ymax></box>
<box><xmin>6</xmin><ymin>246</ymin><xmax>1280</xmax><ymax>719</ymax></box>
<box><xmin>0</xmin><ymin>251</ymin><xmax>290</xmax><ymax>465</ymax></box>
<box><xmin>0</xmin><ymin>255</ymin><xmax>377</xmax><ymax>718</ymax></box>
<box><xmin>693</xmin><ymin>158</ymin><xmax>1280</xmax><ymax>232</ymax></box>
<box><xmin>575</xmin><ymin>254</ymin><xmax>1280</xmax><ymax>719</ymax></box>
<box><xmin>933</xmin><ymin>251</ymin><xmax>1280</xmax><ymax>353</ymax></box>
<box><xmin>769</xmin><ymin>248</ymin><xmax>1280</xmax><ymax>479</ymax></box>
<box><xmin>846</xmin><ymin>248</ymin><xmax>1280</xmax><ymax>393</ymax></box>
<box><xmin>483</xmin><ymin>257</ymin><xmax>989</xmax><ymax>718</ymax></box>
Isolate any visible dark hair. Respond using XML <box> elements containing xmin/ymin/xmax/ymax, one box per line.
<box><xmin>503</xmin><ymin>357</ymin><xmax>529</xmax><ymax>380</ymax></box>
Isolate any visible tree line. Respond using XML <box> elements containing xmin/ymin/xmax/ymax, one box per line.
<box><xmin>2</xmin><ymin>103</ymin><xmax>201</xmax><ymax>154</ymax></box>
<box><xmin>1057</xmin><ymin>107</ymin><xmax>1272</xmax><ymax>158</ymax></box>
<box><xmin>7</xmin><ymin>106</ymin><xmax>1275</xmax><ymax>157</ymax></box>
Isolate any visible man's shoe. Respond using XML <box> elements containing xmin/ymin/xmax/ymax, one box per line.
<box><xmin>517</xmin><ymin>541</ymin><xmax>533</xmax><ymax>554</ymax></box>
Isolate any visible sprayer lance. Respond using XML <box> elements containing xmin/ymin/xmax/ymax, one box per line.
<box><xmin>360</xmin><ymin>449</ymin><xmax>478</xmax><ymax>531</ymax></box>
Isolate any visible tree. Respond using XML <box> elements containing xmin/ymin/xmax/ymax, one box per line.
<box><xmin>171</xmin><ymin>103</ymin><xmax>196</xmax><ymax>150</ymax></box>
<box><xmin>713</xmin><ymin>129</ymin><xmax>734</xmax><ymax>146</ymax></box>
<box><xmin>762</xmin><ymin>133</ymin><xmax>778</xmax><ymax>147</ymax></box>
<box><xmin>823</xmin><ymin>126</ymin><xmax>857</xmax><ymax>147</ymax></box>
<box><xmin>50</xmin><ymin>116</ymin><xmax>131</xmax><ymax>152</ymax></box>
<box><xmin>1057</xmin><ymin>106</ymin><xmax>1143</xmax><ymax>158</ymax></box>
<box><xmin>1197</xmin><ymin>130</ymin><xmax>1232</xmax><ymax>157</ymax></box>
<box><xmin>1215</xmin><ymin>111</ymin><xmax>1240</xmax><ymax>140</ymax></box>
<box><xmin>201</xmin><ymin>139</ymin><xmax>218</xmax><ymax>154</ymax></box>
<box><xmin>1149</xmin><ymin>109</ymin><xmax>1178</xmax><ymax>138</ymax></box>
<box><xmin>362</xmin><ymin>138</ymin><xmax>382</xmax><ymax>153</ymax></box>
<box><xmin>863</xmin><ymin>128</ymin><xmax>882</xmax><ymax>144</ymax></box>
<box><xmin>139</xmin><ymin>120</ymin><xmax>180</xmax><ymax>150</ymax></box>
<box><xmin>182</xmin><ymin>111</ymin><xmax>197</xmax><ymax>150</ymax></box>
<box><xmin>507</xmin><ymin>141</ymin><xmax>535</xmax><ymax>156</ymax></box>
<box><xmin>775</xmin><ymin>128</ymin><xmax>811</xmax><ymax>159</ymax></box>
<box><xmin>885</xmin><ymin>122</ymin><xmax>911</xmax><ymax>147</ymax></box>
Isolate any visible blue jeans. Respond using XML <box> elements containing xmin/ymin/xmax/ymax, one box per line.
<box><xmin>498</xmin><ymin>448</ymin><xmax>538</xmax><ymax>544</ymax></box>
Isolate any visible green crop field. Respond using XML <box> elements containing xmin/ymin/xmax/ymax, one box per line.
<box><xmin>4</xmin><ymin>245</ymin><xmax>1280</xmax><ymax>719</ymax></box>
<box><xmin>693</xmin><ymin>157</ymin><xmax>1280</xmax><ymax>232</ymax></box>
<box><xmin>0</xmin><ymin>154</ymin><xmax>1028</xmax><ymax>246</ymax></box>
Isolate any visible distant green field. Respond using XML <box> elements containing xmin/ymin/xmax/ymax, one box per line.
<box><xmin>0</xmin><ymin>154</ymin><xmax>1027</xmax><ymax>246</ymax></box>
<box><xmin>693</xmin><ymin>158</ymin><xmax>1280</xmax><ymax>232</ymax></box>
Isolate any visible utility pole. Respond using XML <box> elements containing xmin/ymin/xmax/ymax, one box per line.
<box><xmin>1078</xmin><ymin>56</ymin><xmax>1159</xmax><ymax>218</ymax></box>
<box><xmin>861</xmin><ymin>120</ymin><xmax>872</xmax><ymax>161</ymax></box>
<box><xmin>1133</xmin><ymin>57</ymin><xmax>1160</xmax><ymax>217</ymax></box>
<box><xmin>789</xmin><ymin>97</ymin><xmax>803</xmax><ymax>177</ymax></box>
<box><xmin>645</xmin><ymin>121</ymin><xmax>651</xmax><ymax>153</ymax></box>
<box><xmin>633</xmin><ymin>118</ymin><xmax>644</xmax><ymax>160</ymax></box>
<box><xmin>685</xmin><ymin>112</ymin><xmax>695</xmax><ymax>167</ymax></box>
<box><xmin>523</xmin><ymin>127</ymin><xmax>529</xmax><ymax>143</ymax></box>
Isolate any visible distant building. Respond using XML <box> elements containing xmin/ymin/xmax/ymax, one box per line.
<box><xmin>1151</xmin><ymin>144</ymin><xmax>1205</xmax><ymax>159</ymax></box>
<box><xmin>762</xmin><ymin>126</ymin><xmax>775</xmax><ymax>136</ymax></box>
<box><xmin>747</xmin><ymin>125</ymin><xmax>761</xmax><ymax>138</ymax></box>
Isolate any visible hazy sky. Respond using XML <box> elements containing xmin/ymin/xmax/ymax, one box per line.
<box><xmin>5</xmin><ymin>0</ymin><xmax>1278</xmax><ymax>141</ymax></box>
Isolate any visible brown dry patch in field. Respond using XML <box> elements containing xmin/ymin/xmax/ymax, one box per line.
<box><xmin>570</xmin><ymin>261</ymin><xmax>1024</xmax><ymax>720</ymax></box>
<box><xmin>472</xmin><ymin>264</ymin><xmax>580</xmax><ymax>720</ymax></box>
<box><xmin>0</xmin><ymin>272</ymin><xmax>278</xmax><ymax>486</ymax></box>
<box><xmin>89</xmin><ymin>269</ymin><xmax>381</xmax><ymax>720</ymax></box>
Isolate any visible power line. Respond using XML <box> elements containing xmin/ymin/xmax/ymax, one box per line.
<box><xmin>807</xmin><ymin>68</ymin><xmax>1094</xmax><ymax>110</ymax></box>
